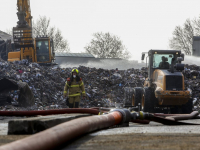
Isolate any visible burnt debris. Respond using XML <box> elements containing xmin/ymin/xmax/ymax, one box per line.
<box><xmin>0</xmin><ymin>59</ymin><xmax>199</xmax><ymax>111</ymax></box>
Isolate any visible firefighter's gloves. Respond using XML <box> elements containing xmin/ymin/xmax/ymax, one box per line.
<box><xmin>63</xmin><ymin>95</ymin><xmax>67</xmax><ymax>98</ymax></box>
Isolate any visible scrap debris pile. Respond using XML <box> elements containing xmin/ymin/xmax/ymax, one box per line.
<box><xmin>0</xmin><ymin>59</ymin><xmax>200</xmax><ymax>111</ymax></box>
<box><xmin>0</xmin><ymin>60</ymin><xmax>146</xmax><ymax>110</ymax></box>
<box><xmin>78</xmin><ymin>66</ymin><xmax>146</xmax><ymax>107</ymax></box>
<box><xmin>183</xmin><ymin>64</ymin><xmax>200</xmax><ymax>110</ymax></box>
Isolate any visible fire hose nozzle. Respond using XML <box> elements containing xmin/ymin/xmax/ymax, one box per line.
<box><xmin>109</xmin><ymin>108</ymin><xmax>131</xmax><ymax>127</ymax></box>
<box><xmin>130</xmin><ymin>111</ymin><xmax>153</xmax><ymax>120</ymax></box>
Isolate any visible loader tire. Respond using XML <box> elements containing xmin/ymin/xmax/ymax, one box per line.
<box><xmin>141</xmin><ymin>87</ymin><xmax>155</xmax><ymax>113</ymax></box>
<box><xmin>181</xmin><ymin>98</ymin><xmax>193</xmax><ymax>114</ymax></box>
<box><xmin>123</xmin><ymin>88</ymin><xmax>134</xmax><ymax>107</ymax></box>
<box><xmin>132</xmin><ymin>87</ymin><xmax>143</xmax><ymax>107</ymax></box>
<box><xmin>170</xmin><ymin>106</ymin><xmax>179</xmax><ymax>114</ymax></box>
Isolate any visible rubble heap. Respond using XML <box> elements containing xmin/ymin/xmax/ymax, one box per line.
<box><xmin>78</xmin><ymin>66</ymin><xmax>146</xmax><ymax>107</ymax></box>
<box><xmin>0</xmin><ymin>59</ymin><xmax>199</xmax><ymax>111</ymax></box>
<box><xmin>0</xmin><ymin>60</ymin><xmax>146</xmax><ymax>110</ymax></box>
<box><xmin>183</xmin><ymin>64</ymin><xmax>200</xmax><ymax>110</ymax></box>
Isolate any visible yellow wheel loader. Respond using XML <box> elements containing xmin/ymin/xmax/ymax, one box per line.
<box><xmin>132</xmin><ymin>50</ymin><xmax>193</xmax><ymax>113</ymax></box>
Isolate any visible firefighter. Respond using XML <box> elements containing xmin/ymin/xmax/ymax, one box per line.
<box><xmin>63</xmin><ymin>69</ymin><xmax>86</xmax><ymax>108</ymax></box>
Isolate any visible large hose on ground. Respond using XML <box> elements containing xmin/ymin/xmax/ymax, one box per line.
<box><xmin>154</xmin><ymin>111</ymin><xmax>199</xmax><ymax>121</ymax></box>
<box><xmin>0</xmin><ymin>109</ymin><xmax>200</xmax><ymax>149</ymax></box>
<box><xmin>167</xmin><ymin>111</ymin><xmax>199</xmax><ymax>121</ymax></box>
<box><xmin>0</xmin><ymin>108</ymin><xmax>99</xmax><ymax>116</ymax></box>
<box><xmin>91</xmin><ymin>107</ymin><xmax>111</xmax><ymax>111</ymax></box>
<box><xmin>0</xmin><ymin>111</ymin><xmax>122</xmax><ymax>150</ymax></box>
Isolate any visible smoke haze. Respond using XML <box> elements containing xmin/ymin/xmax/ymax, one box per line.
<box><xmin>59</xmin><ymin>59</ymin><xmax>146</xmax><ymax>70</ymax></box>
<box><xmin>57</xmin><ymin>55</ymin><xmax>200</xmax><ymax>70</ymax></box>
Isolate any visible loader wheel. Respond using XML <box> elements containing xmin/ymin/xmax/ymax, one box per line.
<box><xmin>181</xmin><ymin>98</ymin><xmax>193</xmax><ymax>114</ymax></box>
<box><xmin>170</xmin><ymin>106</ymin><xmax>179</xmax><ymax>114</ymax></box>
<box><xmin>123</xmin><ymin>88</ymin><xmax>134</xmax><ymax>107</ymax></box>
<box><xmin>132</xmin><ymin>87</ymin><xmax>143</xmax><ymax>107</ymax></box>
<box><xmin>141</xmin><ymin>87</ymin><xmax>155</xmax><ymax>113</ymax></box>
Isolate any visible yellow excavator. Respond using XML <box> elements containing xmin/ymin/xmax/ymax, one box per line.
<box><xmin>8</xmin><ymin>0</ymin><xmax>55</xmax><ymax>65</ymax></box>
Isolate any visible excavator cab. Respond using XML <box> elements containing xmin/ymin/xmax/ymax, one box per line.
<box><xmin>34</xmin><ymin>37</ymin><xmax>55</xmax><ymax>64</ymax></box>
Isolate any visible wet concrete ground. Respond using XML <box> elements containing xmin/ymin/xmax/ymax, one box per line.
<box><xmin>1</xmin><ymin>133</ymin><xmax>200</xmax><ymax>150</ymax></box>
<box><xmin>62</xmin><ymin>133</ymin><xmax>200</xmax><ymax>150</ymax></box>
<box><xmin>1</xmin><ymin>116</ymin><xmax>200</xmax><ymax>149</ymax></box>
<box><xmin>0</xmin><ymin>116</ymin><xmax>26</xmax><ymax>136</ymax></box>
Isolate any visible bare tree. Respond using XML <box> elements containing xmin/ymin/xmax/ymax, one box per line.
<box><xmin>33</xmin><ymin>16</ymin><xmax>70</xmax><ymax>53</ymax></box>
<box><xmin>169</xmin><ymin>19</ymin><xmax>194</xmax><ymax>55</ymax></box>
<box><xmin>85</xmin><ymin>32</ymin><xmax>130</xmax><ymax>59</ymax></box>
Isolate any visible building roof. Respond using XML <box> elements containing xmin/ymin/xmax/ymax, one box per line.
<box><xmin>55</xmin><ymin>53</ymin><xmax>95</xmax><ymax>58</ymax></box>
<box><xmin>0</xmin><ymin>30</ymin><xmax>13</xmax><ymax>42</ymax></box>
<box><xmin>193</xmin><ymin>36</ymin><xmax>200</xmax><ymax>41</ymax></box>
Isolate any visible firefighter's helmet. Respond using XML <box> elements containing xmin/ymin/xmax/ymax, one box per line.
<box><xmin>71</xmin><ymin>69</ymin><xmax>79</xmax><ymax>74</ymax></box>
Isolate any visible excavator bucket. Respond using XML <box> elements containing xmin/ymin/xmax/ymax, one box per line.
<box><xmin>0</xmin><ymin>78</ymin><xmax>34</xmax><ymax>107</ymax></box>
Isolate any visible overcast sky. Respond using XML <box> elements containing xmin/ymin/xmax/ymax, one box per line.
<box><xmin>1</xmin><ymin>0</ymin><xmax>200</xmax><ymax>61</ymax></box>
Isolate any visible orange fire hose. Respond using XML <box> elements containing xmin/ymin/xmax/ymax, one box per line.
<box><xmin>0</xmin><ymin>111</ymin><xmax>123</xmax><ymax>150</ymax></box>
<box><xmin>1</xmin><ymin>108</ymin><xmax>198</xmax><ymax>149</ymax></box>
<box><xmin>154</xmin><ymin>111</ymin><xmax>199</xmax><ymax>121</ymax></box>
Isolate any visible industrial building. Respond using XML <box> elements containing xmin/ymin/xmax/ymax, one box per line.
<box><xmin>0</xmin><ymin>30</ymin><xmax>13</xmax><ymax>60</ymax></box>
<box><xmin>192</xmin><ymin>36</ymin><xmax>200</xmax><ymax>56</ymax></box>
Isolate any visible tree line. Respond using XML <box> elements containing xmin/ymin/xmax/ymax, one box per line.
<box><xmin>169</xmin><ymin>15</ymin><xmax>200</xmax><ymax>55</ymax></box>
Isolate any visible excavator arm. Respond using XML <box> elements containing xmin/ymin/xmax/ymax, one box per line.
<box><xmin>8</xmin><ymin>0</ymin><xmax>35</xmax><ymax>62</ymax></box>
<box><xmin>17</xmin><ymin>0</ymin><xmax>32</xmax><ymax>27</ymax></box>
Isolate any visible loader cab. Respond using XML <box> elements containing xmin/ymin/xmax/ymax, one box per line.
<box><xmin>153</xmin><ymin>53</ymin><xmax>174</xmax><ymax>69</ymax></box>
<box><xmin>35</xmin><ymin>36</ymin><xmax>53</xmax><ymax>64</ymax></box>
<box><xmin>142</xmin><ymin>50</ymin><xmax>182</xmax><ymax>87</ymax></box>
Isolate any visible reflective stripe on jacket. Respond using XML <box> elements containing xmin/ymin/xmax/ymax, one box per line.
<box><xmin>63</xmin><ymin>78</ymin><xmax>86</xmax><ymax>97</ymax></box>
